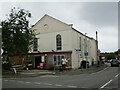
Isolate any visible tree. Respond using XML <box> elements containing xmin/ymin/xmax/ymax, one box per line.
<box><xmin>104</xmin><ymin>52</ymin><xmax>116</xmax><ymax>60</ymax></box>
<box><xmin>2</xmin><ymin>7</ymin><xmax>35</xmax><ymax>61</ymax></box>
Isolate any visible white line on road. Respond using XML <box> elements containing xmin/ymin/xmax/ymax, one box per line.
<box><xmin>44</xmin><ymin>83</ymin><xmax>52</xmax><ymax>85</ymax></box>
<box><xmin>115</xmin><ymin>73</ymin><xmax>120</xmax><ymax>78</ymax></box>
<box><xmin>54</xmin><ymin>84</ymin><xmax>62</xmax><ymax>86</ymax></box>
<box><xmin>34</xmin><ymin>82</ymin><xmax>41</xmax><ymax>84</ymax></box>
<box><xmin>25</xmin><ymin>82</ymin><xmax>31</xmax><ymax>84</ymax></box>
<box><xmin>67</xmin><ymin>85</ymin><xmax>77</xmax><ymax>88</ymax></box>
<box><xmin>100</xmin><ymin>80</ymin><xmax>112</xmax><ymax>89</ymax></box>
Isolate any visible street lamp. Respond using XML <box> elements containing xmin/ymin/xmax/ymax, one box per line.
<box><xmin>85</xmin><ymin>33</ymin><xmax>87</xmax><ymax>60</ymax></box>
<box><xmin>96</xmin><ymin>31</ymin><xmax>99</xmax><ymax>66</ymax></box>
<box><xmin>85</xmin><ymin>33</ymin><xmax>88</xmax><ymax>69</ymax></box>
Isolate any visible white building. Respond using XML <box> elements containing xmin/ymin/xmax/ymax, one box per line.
<box><xmin>29</xmin><ymin>14</ymin><xmax>98</xmax><ymax>69</ymax></box>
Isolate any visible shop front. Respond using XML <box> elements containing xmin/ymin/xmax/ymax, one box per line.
<box><xmin>28</xmin><ymin>51</ymin><xmax>72</xmax><ymax>70</ymax></box>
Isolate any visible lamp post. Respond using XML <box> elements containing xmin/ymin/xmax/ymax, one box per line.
<box><xmin>96</xmin><ymin>31</ymin><xmax>99</xmax><ymax>66</ymax></box>
<box><xmin>85</xmin><ymin>33</ymin><xmax>87</xmax><ymax>61</ymax></box>
<box><xmin>85</xmin><ymin>33</ymin><xmax>88</xmax><ymax>69</ymax></box>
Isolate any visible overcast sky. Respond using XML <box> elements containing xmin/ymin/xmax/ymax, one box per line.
<box><xmin>0</xmin><ymin>1</ymin><xmax>118</xmax><ymax>52</ymax></box>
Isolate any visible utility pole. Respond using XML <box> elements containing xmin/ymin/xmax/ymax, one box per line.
<box><xmin>96</xmin><ymin>31</ymin><xmax>99</xmax><ymax>65</ymax></box>
<box><xmin>85</xmin><ymin>33</ymin><xmax>87</xmax><ymax>61</ymax></box>
<box><xmin>85</xmin><ymin>33</ymin><xmax>88</xmax><ymax>69</ymax></box>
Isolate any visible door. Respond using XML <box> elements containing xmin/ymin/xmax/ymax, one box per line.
<box><xmin>29</xmin><ymin>56</ymin><xmax>35</xmax><ymax>68</ymax></box>
<box><xmin>35</xmin><ymin>56</ymin><xmax>41</xmax><ymax>68</ymax></box>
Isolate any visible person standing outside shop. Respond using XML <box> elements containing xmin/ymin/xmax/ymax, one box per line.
<box><xmin>61</xmin><ymin>57</ymin><xmax>67</xmax><ymax>71</ymax></box>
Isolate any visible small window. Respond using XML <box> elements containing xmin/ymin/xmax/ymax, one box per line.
<box><xmin>56</xmin><ymin>34</ymin><xmax>62</xmax><ymax>50</ymax></box>
<box><xmin>79</xmin><ymin>37</ymin><xmax>81</xmax><ymax>49</ymax></box>
<box><xmin>33</xmin><ymin>38</ymin><xmax>38</xmax><ymax>51</ymax></box>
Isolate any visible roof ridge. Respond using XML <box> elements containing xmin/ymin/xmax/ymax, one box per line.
<box><xmin>44</xmin><ymin>14</ymin><xmax>71</xmax><ymax>26</ymax></box>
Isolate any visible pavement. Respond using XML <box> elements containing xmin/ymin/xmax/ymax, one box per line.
<box><xmin>57</xmin><ymin>64</ymin><xmax>109</xmax><ymax>76</ymax></box>
<box><xmin>2</xmin><ymin>64</ymin><xmax>109</xmax><ymax>78</ymax></box>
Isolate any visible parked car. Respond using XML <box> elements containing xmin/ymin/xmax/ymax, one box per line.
<box><xmin>110</xmin><ymin>59</ymin><xmax>119</xmax><ymax>67</ymax></box>
<box><xmin>118</xmin><ymin>60</ymin><xmax>120</xmax><ymax>64</ymax></box>
<box><xmin>107</xmin><ymin>59</ymin><xmax>112</xmax><ymax>63</ymax></box>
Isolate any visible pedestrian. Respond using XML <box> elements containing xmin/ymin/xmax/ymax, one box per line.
<box><xmin>61</xmin><ymin>57</ymin><xmax>67</xmax><ymax>71</ymax></box>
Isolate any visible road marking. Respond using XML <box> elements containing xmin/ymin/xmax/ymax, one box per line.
<box><xmin>25</xmin><ymin>82</ymin><xmax>31</xmax><ymax>84</ymax></box>
<box><xmin>100</xmin><ymin>80</ymin><xmax>112</xmax><ymax>89</ymax></box>
<box><xmin>54</xmin><ymin>84</ymin><xmax>62</xmax><ymax>86</ymax></box>
<box><xmin>34</xmin><ymin>82</ymin><xmax>41</xmax><ymax>84</ymax></box>
<box><xmin>44</xmin><ymin>83</ymin><xmax>52</xmax><ymax>85</ymax></box>
<box><xmin>67</xmin><ymin>85</ymin><xmax>77</xmax><ymax>88</ymax></box>
<box><xmin>115</xmin><ymin>73</ymin><xmax>120</xmax><ymax>78</ymax></box>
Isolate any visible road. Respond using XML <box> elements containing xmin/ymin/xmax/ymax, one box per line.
<box><xmin>2</xmin><ymin>64</ymin><xmax>120</xmax><ymax>89</ymax></box>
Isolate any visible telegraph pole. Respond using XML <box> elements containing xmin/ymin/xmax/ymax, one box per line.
<box><xmin>85</xmin><ymin>33</ymin><xmax>88</xmax><ymax>69</ymax></box>
<box><xmin>96</xmin><ymin>31</ymin><xmax>99</xmax><ymax>65</ymax></box>
<box><xmin>85</xmin><ymin>33</ymin><xmax>87</xmax><ymax>61</ymax></box>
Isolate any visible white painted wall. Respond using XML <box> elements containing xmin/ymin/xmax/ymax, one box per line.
<box><xmin>31</xmin><ymin>15</ymin><xmax>71</xmax><ymax>34</ymax></box>
<box><xmin>36</xmin><ymin>30</ymin><xmax>72</xmax><ymax>52</ymax></box>
<box><xmin>70</xmin><ymin>30</ymin><xmax>97</xmax><ymax>68</ymax></box>
<box><xmin>30</xmin><ymin>15</ymin><xmax>98</xmax><ymax>69</ymax></box>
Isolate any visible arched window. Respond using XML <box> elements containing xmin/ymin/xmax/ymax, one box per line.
<box><xmin>56</xmin><ymin>34</ymin><xmax>62</xmax><ymax>50</ymax></box>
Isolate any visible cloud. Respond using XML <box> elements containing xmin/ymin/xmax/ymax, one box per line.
<box><xmin>78</xmin><ymin>2</ymin><xmax>118</xmax><ymax>27</ymax></box>
<box><xmin>0</xmin><ymin>2</ymin><xmax>118</xmax><ymax>52</ymax></box>
<box><xmin>99</xmin><ymin>27</ymin><xmax>118</xmax><ymax>52</ymax></box>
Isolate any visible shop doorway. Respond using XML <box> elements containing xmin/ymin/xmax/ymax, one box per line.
<box><xmin>35</xmin><ymin>56</ymin><xmax>41</xmax><ymax>68</ymax></box>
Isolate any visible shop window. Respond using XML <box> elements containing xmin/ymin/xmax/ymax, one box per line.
<box><xmin>53</xmin><ymin>55</ymin><xmax>65</xmax><ymax>66</ymax></box>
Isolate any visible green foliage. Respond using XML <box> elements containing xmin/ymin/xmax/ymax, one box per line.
<box><xmin>2</xmin><ymin>7</ymin><xmax>35</xmax><ymax>57</ymax></box>
<box><xmin>105</xmin><ymin>53</ymin><xmax>116</xmax><ymax>60</ymax></box>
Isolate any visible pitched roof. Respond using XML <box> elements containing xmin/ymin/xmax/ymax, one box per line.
<box><xmin>32</xmin><ymin>14</ymin><xmax>96</xmax><ymax>41</ymax></box>
<box><xmin>32</xmin><ymin>14</ymin><xmax>70</xmax><ymax>28</ymax></box>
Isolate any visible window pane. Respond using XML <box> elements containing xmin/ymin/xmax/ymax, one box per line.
<box><xmin>33</xmin><ymin>38</ymin><xmax>38</xmax><ymax>51</ymax></box>
<box><xmin>58</xmin><ymin>56</ymin><xmax>61</xmax><ymax>65</ymax></box>
<box><xmin>56</xmin><ymin>34</ymin><xmax>62</xmax><ymax>50</ymax></box>
<box><xmin>54</xmin><ymin>56</ymin><xmax>57</xmax><ymax>65</ymax></box>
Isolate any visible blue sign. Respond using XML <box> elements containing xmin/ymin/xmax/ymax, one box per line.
<box><xmin>84</xmin><ymin>52</ymin><xmax>88</xmax><ymax>56</ymax></box>
<box><xmin>75</xmin><ymin>49</ymin><xmax>81</xmax><ymax>52</ymax></box>
<box><xmin>75</xmin><ymin>49</ymin><xmax>81</xmax><ymax>54</ymax></box>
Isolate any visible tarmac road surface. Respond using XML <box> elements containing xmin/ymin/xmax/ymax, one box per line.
<box><xmin>2</xmin><ymin>64</ymin><xmax>120</xmax><ymax>89</ymax></box>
